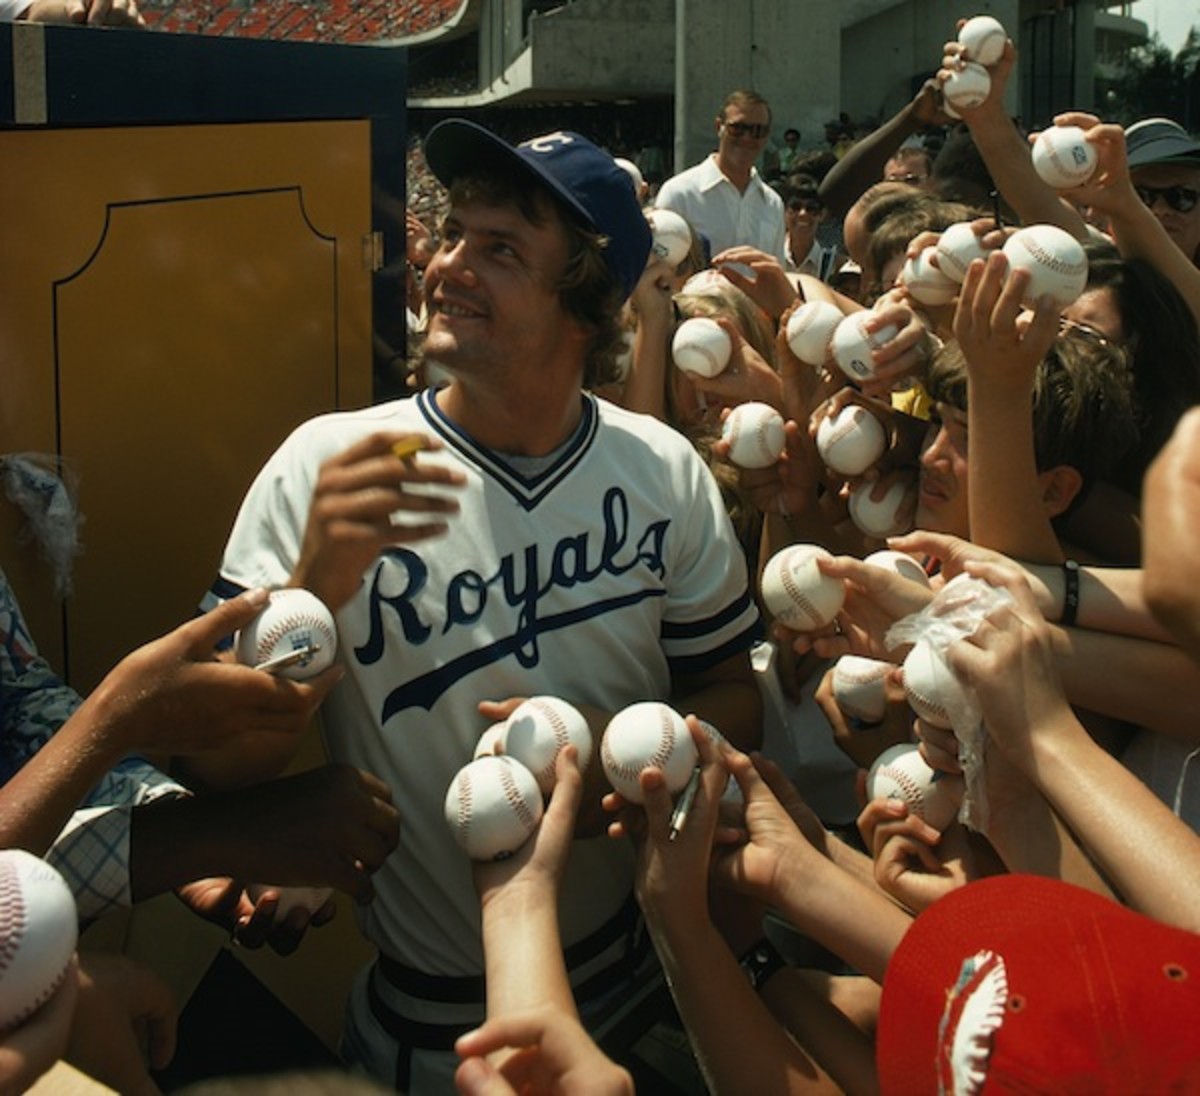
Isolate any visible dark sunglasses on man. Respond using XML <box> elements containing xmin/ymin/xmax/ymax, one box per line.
<box><xmin>1135</xmin><ymin>184</ymin><xmax>1199</xmax><ymax>214</ymax></box>
<box><xmin>787</xmin><ymin>198</ymin><xmax>823</xmax><ymax>214</ymax></box>
<box><xmin>723</xmin><ymin>121</ymin><xmax>770</xmax><ymax>140</ymax></box>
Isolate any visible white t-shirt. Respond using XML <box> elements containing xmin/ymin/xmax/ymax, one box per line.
<box><xmin>655</xmin><ymin>154</ymin><xmax>787</xmax><ymax>265</ymax></box>
<box><xmin>208</xmin><ymin>389</ymin><xmax>761</xmax><ymax>976</ymax></box>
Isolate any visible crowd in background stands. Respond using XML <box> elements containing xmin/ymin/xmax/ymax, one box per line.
<box><xmin>139</xmin><ymin>0</ymin><xmax>461</xmax><ymax>41</ymax></box>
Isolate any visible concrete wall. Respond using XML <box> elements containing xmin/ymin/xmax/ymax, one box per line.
<box><xmin>841</xmin><ymin>0</ymin><xmax>1020</xmax><ymax>125</ymax></box>
<box><xmin>674</xmin><ymin>0</ymin><xmax>840</xmax><ymax>172</ymax></box>
<box><xmin>529</xmin><ymin>0</ymin><xmax>674</xmax><ymax>95</ymax></box>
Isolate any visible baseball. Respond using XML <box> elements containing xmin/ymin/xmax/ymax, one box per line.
<box><xmin>473</xmin><ymin>721</ymin><xmax>508</xmax><ymax>759</ymax></box>
<box><xmin>902</xmin><ymin>639</ymin><xmax>971</xmax><ymax>731</ymax></box>
<box><xmin>832</xmin><ymin>655</ymin><xmax>893</xmax><ymax>726</ymax></box>
<box><xmin>647</xmin><ymin>208</ymin><xmax>693</xmax><ymax>268</ymax></box>
<box><xmin>866</xmin><ymin>743</ymin><xmax>964</xmax><ymax>830</ymax></box>
<box><xmin>235</xmin><ymin>587</ymin><xmax>337</xmax><ymax>680</ymax></box>
<box><xmin>957</xmin><ymin>14</ymin><xmax>1007</xmax><ymax>66</ymax></box>
<box><xmin>444</xmin><ymin>755</ymin><xmax>544</xmax><ymax>861</ymax></box>
<box><xmin>848</xmin><ymin>478</ymin><xmax>915</xmax><ymax>539</ymax></box>
<box><xmin>785</xmin><ymin>300</ymin><xmax>844</xmax><ymax>366</ymax></box>
<box><xmin>936</xmin><ymin>221</ymin><xmax>993</xmax><ymax>283</ymax></box>
<box><xmin>672</xmin><ymin>316</ymin><xmax>731</xmax><ymax>378</ymax></box>
<box><xmin>601</xmin><ymin>701</ymin><xmax>697</xmax><ymax>804</ymax></box>
<box><xmin>760</xmin><ymin>544</ymin><xmax>845</xmax><ymax>631</ymax></box>
<box><xmin>942</xmin><ymin>61</ymin><xmax>991</xmax><ymax>112</ymax></box>
<box><xmin>901</xmin><ymin>246</ymin><xmax>959</xmax><ymax>306</ymax></box>
<box><xmin>246</xmin><ymin>884</ymin><xmax>334</xmax><ymax>920</ymax></box>
<box><xmin>0</xmin><ymin>849</ymin><xmax>78</xmax><ymax>1032</ymax></box>
<box><xmin>722</xmin><ymin>401</ymin><xmax>787</xmax><ymax>469</ymax></box>
<box><xmin>1031</xmin><ymin>125</ymin><xmax>1098</xmax><ymax>190</ymax></box>
<box><xmin>864</xmin><ymin>549</ymin><xmax>932</xmax><ymax>588</ymax></box>
<box><xmin>815</xmin><ymin>404</ymin><xmax>887</xmax><ymax>477</ymax></box>
<box><xmin>502</xmin><ymin>695</ymin><xmax>593</xmax><ymax>795</ymax></box>
<box><xmin>831</xmin><ymin>313</ymin><xmax>898</xmax><ymax>382</ymax></box>
<box><xmin>1001</xmin><ymin>224</ymin><xmax>1088</xmax><ymax>309</ymax></box>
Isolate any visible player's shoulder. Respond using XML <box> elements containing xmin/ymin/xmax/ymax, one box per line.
<box><xmin>277</xmin><ymin>397</ymin><xmax>422</xmax><ymax>455</ymax></box>
<box><xmin>593</xmin><ymin>397</ymin><xmax>699</xmax><ymax>461</ymax></box>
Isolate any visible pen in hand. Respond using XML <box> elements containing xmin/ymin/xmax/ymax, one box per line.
<box><xmin>668</xmin><ymin>765</ymin><xmax>702</xmax><ymax>842</ymax></box>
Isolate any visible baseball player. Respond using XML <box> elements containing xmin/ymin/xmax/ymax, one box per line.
<box><xmin>203</xmin><ymin>122</ymin><xmax>762</xmax><ymax>1091</ymax></box>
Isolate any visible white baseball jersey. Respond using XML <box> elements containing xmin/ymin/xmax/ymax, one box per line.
<box><xmin>208</xmin><ymin>388</ymin><xmax>760</xmax><ymax>976</ymax></box>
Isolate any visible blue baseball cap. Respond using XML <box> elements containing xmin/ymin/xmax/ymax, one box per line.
<box><xmin>423</xmin><ymin>119</ymin><xmax>651</xmax><ymax>301</ymax></box>
<box><xmin>1125</xmin><ymin>117</ymin><xmax>1200</xmax><ymax>169</ymax></box>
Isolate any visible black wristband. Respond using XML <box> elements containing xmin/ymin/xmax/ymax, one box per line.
<box><xmin>1061</xmin><ymin>558</ymin><xmax>1080</xmax><ymax>628</ymax></box>
<box><xmin>738</xmin><ymin>937</ymin><xmax>786</xmax><ymax>991</ymax></box>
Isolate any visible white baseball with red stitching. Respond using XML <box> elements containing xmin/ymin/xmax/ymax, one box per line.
<box><xmin>444</xmin><ymin>756</ymin><xmax>544</xmax><ymax>861</ymax></box>
<box><xmin>902</xmin><ymin>640</ymin><xmax>969</xmax><ymax>731</ymax></box>
<box><xmin>867</xmin><ymin>744</ymin><xmax>963</xmax><ymax>830</ymax></box>
<box><xmin>816</xmin><ymin>404</ymin><xmax>887</xmax><ymax>477</ymax></box>
<box><xmin>832</xmin><ymin>655</ymin><xmax>893</xmax><ymax>725</ymax></box>
<box><xmin>760</xmin><ymin>544</ymin><xmax>845</xmax><ymax>631</ymax></box>
<box><xmin>0</xmin><ymin>850</ymin><xmax>78</xmax><ymax>1031</ymax></box>
<box><xmin>722</xmin><ymin>402</ymin><xmax>787</xmax><ymax>470</ymax></box>
<box><xmin>601</xmin><ymin>702</ymin><xmax>696</xmax><ymax>804</ymax></box>
<box><xmin>502</xmin><ymin>696</ymin><xmax>593</xmax><ymax>794</ymax></box>
<box><xmin>234</xmin><ymin>588</ymin><xmax>338</xmax><ymax>680</ymax></box>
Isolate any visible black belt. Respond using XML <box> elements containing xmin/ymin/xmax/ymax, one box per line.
<box><xmin>368</xmin><ymin>892</ymin><xmax>648</xmax><ymax>1087</ymax></box>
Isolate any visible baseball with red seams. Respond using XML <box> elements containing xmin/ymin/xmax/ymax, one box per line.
<box><xmin>957</xmin><ymin>14</ymin><xmax>1006</xmax><ymax>66</ymax></box>
<box><xmin>601</xmin><ymin>702</ymin><xmax>696</xmax><ymax>804</ymax></box>
<box><xmin>502</xmin><ymin>696</ymin><xmax>593</xmax><ymax>795</ymax></box>
<box><xmin>902</xmin><ymin>640</ymin><xmax>971</xmax><ymax>731</ymax></box>
<box><xmin>816</xmin><ymin>404</ymin><xmax>887</xmax><ymax>477</ymax></box>
<box><xmin>722</xmin><ymin>401</ymin><xmax>787</xmax><ymax>469</ymax></box>
<box><xmin>901</xmin><ymin>246</ymin><xmax>959</xmax><ymax>306</ymax></box>
<box><xmin>866</xmin><ymin>743</ymin><xmax>964</xmax><ymax>830</ymax></box>
<box><xmin>245</xmin><ymin>884</ymin><xmax>335</xmax><ymax>919</ymax></box>
<box><xmin>831</xmin><ymin>312</ymin><xmax>898</xmax><ymax>382</ymax></box>
<box><xmin>672</xmin><ymin>316</ymin><xmax>731</xmax><ymax>378</ymax></box>
<box><xmin>786</xmin><ymin>300</ymin><xmax>844</xmax><ymax>366</ymax></box>
<box><xmin>235</xmin><ymin>588</ymin><xmax>337</xmax><ymax>680</ymax></box>
<box><xmin>760</xmin><ymin>544</ymin><xmax>845</xmax><ymax>631</ymax></box>
<box><xmin>942</xmin><ymin>61</ymin><xmax>991</xmax><ymax>112</ymax></box>
<box><xmin>1001</xmin><ymin>224</ymin><xmax>1088</xmax><ymax>309</ymax></box>
<box><xmin>0</xmin><ymin>849</ymin><xmax>78</xmax><ymax>1031</ymax></box>
<box><xmin>1031</xmin><ymin>126</ymin><xmax>1098</xmax><ymax>190</ymax></box>
<box><xmin>647</xmin><ymin>208</ymin><xmax>693</xmax><ymax>268</ymax></box>
<box><xmin>832</xmin><ymin>655</ymin><xmax>893</xmax><ymax>725</ymax></box>
<box><xmin>444</xmin><ymin>756</ymin><xmax>544</xmax><ymax>861</ymax></box>
<box><xmin>936</xmin><ymin>222</ymin><xmax>993</xmax><ymax>284</ymax></box>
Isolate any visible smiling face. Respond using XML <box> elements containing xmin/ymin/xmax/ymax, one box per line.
<box><xmin>716</xmin><ymin>99</ymin><xmax>771</xmax><ymax>179</ymax></box>
<box><xmin>423</xmin><ymin>193</ymin><xmax>587</xmax><ymax>384</ymax></box>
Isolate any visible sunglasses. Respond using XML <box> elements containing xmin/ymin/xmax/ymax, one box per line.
<box><xmin>1134</xmin><ymin>184</ymin><xmax>1199</xmax><ymax>214</ymax></box>
<box><xmin>886</xmin><ymin>173</ymin><xmax>927</xmax><ymax>185</ymax></box>
<box><xmin>787</xmin><ymin>198</ymin><xmax>823</xmax><ymax>213</ymax></box>
<box><xmin>723</xmin><ymin>121</ymin><xmax>770</xmax><ymax>139</ymax></box>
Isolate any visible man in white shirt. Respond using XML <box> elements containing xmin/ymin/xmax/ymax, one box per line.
<box><xmin>655</xmin><ymin>89</ymin><xmax>787</xmax><ymax>266</ymax></box>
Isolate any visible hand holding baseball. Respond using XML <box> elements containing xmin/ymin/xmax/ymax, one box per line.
<box><xmin>856</xmin><ymin>301</ymin><xmax>935</xmax><ymax>398</ymax></box>
<box><xmin>1048</xmin><ymin>112</ymin><xmax>1142</xmax><ymax>219</ymax></box>
<box><xmin>710</xmin><ymin>246</ymin><xmax>800</xmax><ymax>320</ymax></box>
<box><xmin>952</xmin><ymin>249</ymin><xmax>1060</xmax><ymax>396</ymax></box>
<box><xmin>294</xmin><ymin>431</ymin><xmax>467</xmax><ymax>613</ymax></box>
<box><xmin>686</xmin><ymin>320</ymin><xmax>784</xmax><ymax>412</ymax></box>
<box><xmin>85</xmin><ymin>589</ymin><xmax>340</xmax><ymax>765</ymax></box>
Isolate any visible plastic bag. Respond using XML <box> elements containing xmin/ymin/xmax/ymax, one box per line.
<box><xmin>885</xmin><ymin>573</ymin><xmax>1014</xmax><ymax>830</ymax></box>
<box><xmin>0</xmin><ymin>453</ymin><xmax>84</xmax><ymax>599</ymax></box>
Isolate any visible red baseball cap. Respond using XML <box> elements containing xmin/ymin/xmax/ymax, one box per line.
<box><xmin>878</xmin><ymin>874</ymin><xmax>1200</xmax><ymax>1094</ymax></box>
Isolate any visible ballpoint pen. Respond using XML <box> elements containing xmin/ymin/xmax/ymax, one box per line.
<box><xmin>668</xmin><ymin>765</ymin><xmax>702</xmax><ymax>842</ymax></box>
<box><xmin>255</xmin><ymin>643</ymin><xmax>321</xmax><ymax>675</ymax></box>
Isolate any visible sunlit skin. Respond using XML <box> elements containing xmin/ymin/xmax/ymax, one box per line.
<box><xmin>1130</xmin><ymin>162</ymin><xmax>1200</xmax><ymax>263</ymax></box>
<box><xmin>916</xmin><ymin>401</ymin><xmax>971</xmax><ymax>538</ymax></box>
<box><xmin>1061</xmin><ymin>286</ymin><xmax>1124</xmax><ymax>342</ymax></box>
<box><xmin>423</xmin><ymin>196</ymin><xmax>589</xmax><ymax>453</ymax></box>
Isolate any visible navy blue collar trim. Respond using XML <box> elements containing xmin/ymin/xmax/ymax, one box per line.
<box><xmin>416</xmin><ymin>389</ymin><xmax>599</xmax><ymax>512</ymax></box>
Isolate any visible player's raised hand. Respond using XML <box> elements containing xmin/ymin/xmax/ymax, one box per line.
<box><xmin>294</xmin><ymin>431</ymin><xmax>466</xmax><ymax>612</ymax></box>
